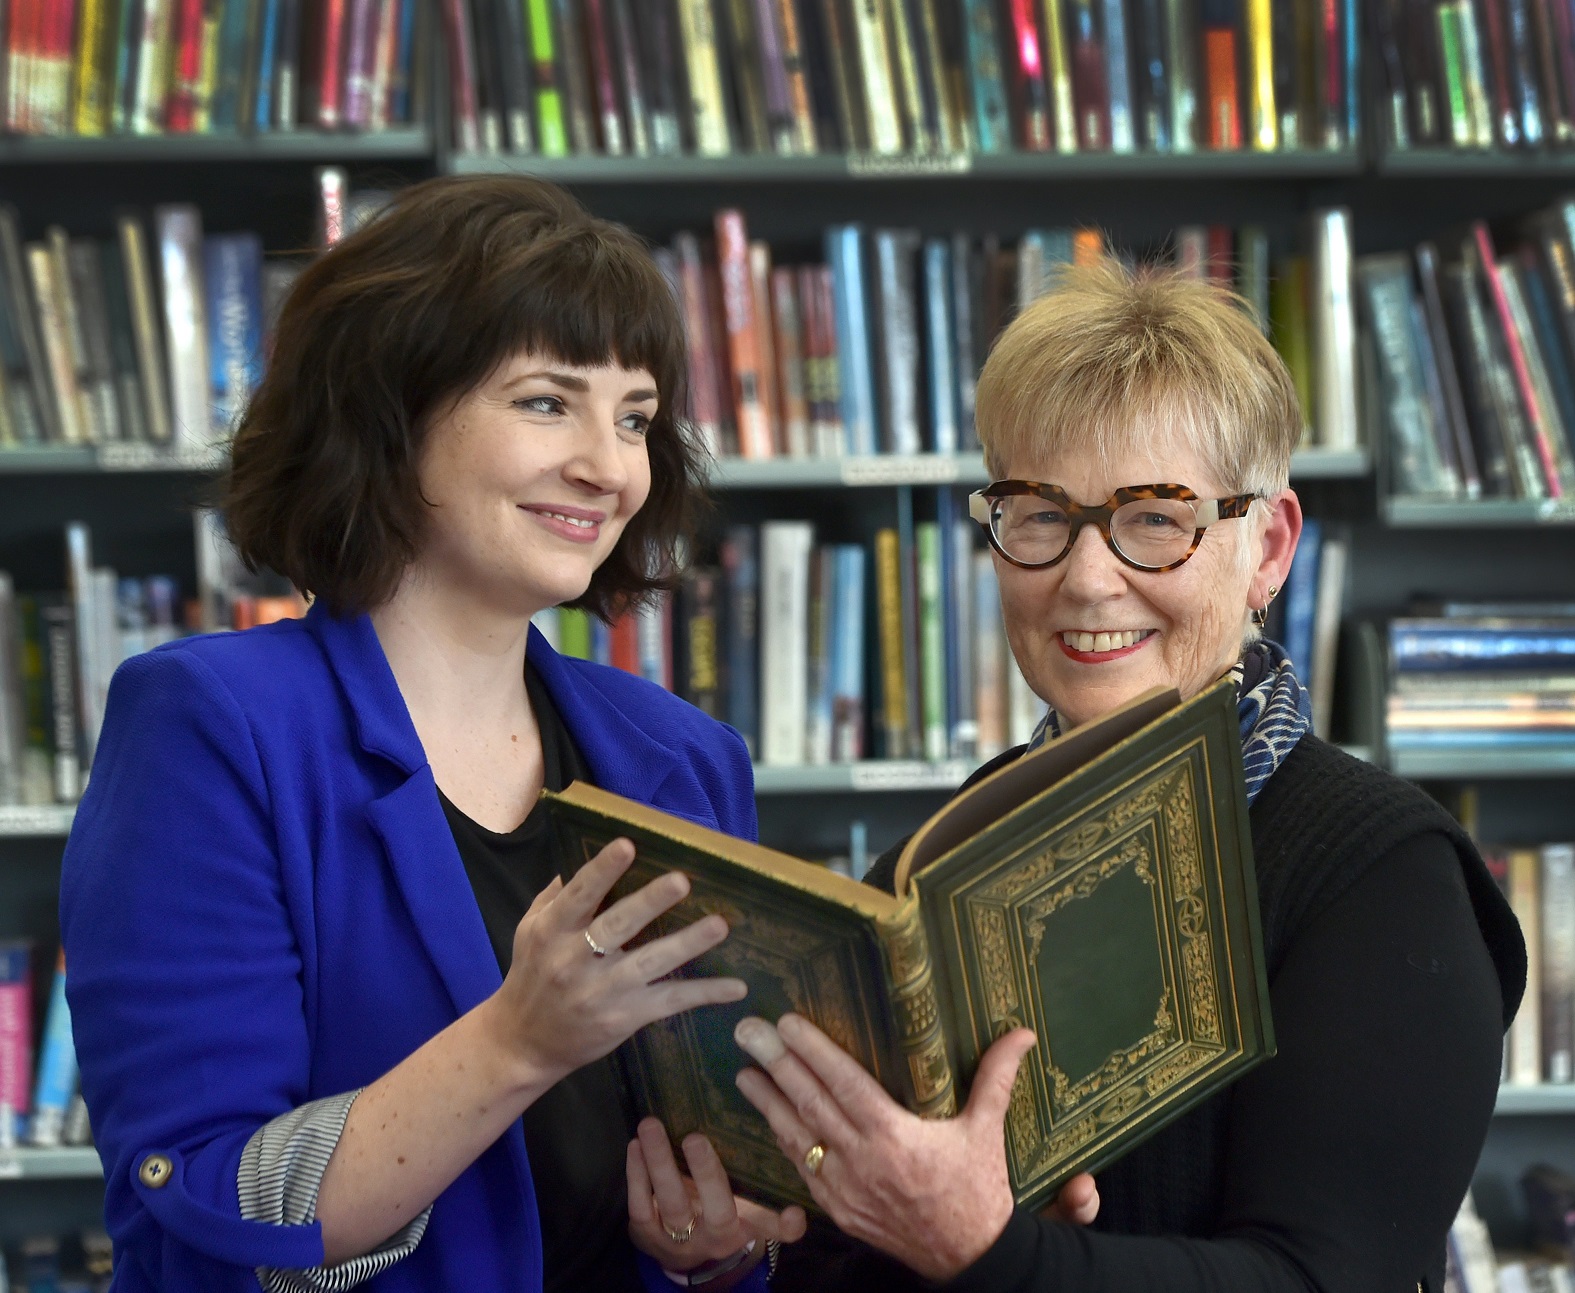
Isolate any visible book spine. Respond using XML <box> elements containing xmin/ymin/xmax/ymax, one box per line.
<box><xmin>1310</xmin><ymin>208</ymin><xmax>1359</xmax><ymax>450</ymax></box>
<box><xmin>118</xmin><ymin>217</ymin><xmax>173</xmax><ymax>445</ymax></box>
<box><xmin>916</xmin><ymin>522</ymin><xmax>946</xmax><ymax>760</ymax></box>
<box><xmin>827</xmin><ymin>224</ymin><xmax>877</xmax><ymax>455</ymax></box>
<box><xmin>1307</xmin><ymin>536</ymin><xmax>1345</xmax><ymax>736</ymax></box>
<box><xmin>369</xmin><ymin>0</ymin><xmax>403</xmax><ymax>131</ymax></box>
<box><xmin>1509</xmin><ymin>847</ymin><xmax>1543</xmax><ymax>1086</ymax></box>
<box><xmin>70</xmin><ymin>0</ymin><xmax>111</xmax><ymax>132</ymax></box>
<box><xmin>1007</xmin><ymin>0</ymin><xmax>1051</xmax><ymax>150</ymax></box>
<box><xmin>770</xmin><ymin>268</ymin><xmax>811</xmax><ymax>457</ymax></box>
<box><xmin>633</xmin><ymin>0</ymin><xmax>681</xmax><ymax>154</ymax></box>
<box><xmin>750</xmin><ymin>0</ymin><xmax>796</xmax><ymax>152</ymax></box>
<box><xmin>26</xmin><ymin>950</ymin><xmax>74</xmax><ymax>1148</ymax></box>
<box><xmin>1504</xmin><ymin>259</ymin><xmax>1575</xmax><ymax>495</ymax></box>
<box><xmin>772</xmin><ymin>0</ymin><xmax>817</xmax><ymax>151</ymax></box>
<box><xmin>607</xmin><ymin>0</ymin><xmax>646</xmax><ymax>154</ymax></box>
<box><xmin>671</xmin><ymin>234</ymin><xmax>723</xmax><ymax>458</ymax></box>
<box><xmin>962</xmin><ymin>0</ymin><xmax>1009</xmax><ymax>152</ymax></box>
<box><xmin>1068</xmin><ymin>0</ymin><xmax>1109</xmax><ymax>148</ymax></box>
<box><xmin>749</xmin><ymin>241</ymin><xmax>782</xmax><ymax>455</ymax></box>
<box><xmin>1163</xmin><ymin>0</ymin><xmax>1196</xmax><ymax>148</ymax></box>
<box><xmin>875</xmin><ymin>896</ymin><xmax>958</xmax><ymax>1118</ymax></box>
<box><xmin>1503</xmin><ymin>0</ymin><xmax>1541</xmax><ymax>145</ymax></box>
<box><xmin>875</xmin><ymin>527</ymin><xmax>910</xmax><ymax>758</ymax></box>
<box><xmin>1040</xmin><ymin>0</ymin><xmax>1078</xmax><ymax>151</ymax></box>
<box><xmin>1103</xmin><ymin>0</ymin><xmax>1134</xmax><ymax>150</ymax></box>
<box><xmin>40</xmin><ymin>597</ymin><xmax>80</xmax><ymax>801</ymax></box>
<box><xmin>830</xmin><ymin>543</ymin><xmax>866</xmax><ymax>761</ymax></box>
<box><xmin>873</xmin><ymin>229</ymin><xmax>920</xmax><ymax>455</ymax></box>
<box><xmin>437</xmin><ymin>0</ymin><xmax>479</xmax><ymax>149</ymax></box>
<box><xmin>948</xmin><ymin>518</ymin><xmax>977</xmax><ymax>760</ymax></box>
<box><xmin>1474</xmin><ymin>223</ymin><xmax>1563</xmax><ymax>497</ymax></box>
<box><xmin>209</xmin><ymin>0</ymin><xmax>255</xmax><ymax>127</ymax></box>
<box><xmin>526</xmin><ymin>0</ymin><xmax>567</xmax><ymax>155</ymax></box>
<box><xmin>720</xmin><ymin>526</ymin><xmax>760</xmax><ymax>758</ymax></box>
<box><xmin>923</xmin><ymin>238</ymin><xmax>958</xmax><ymax>454</ymax></box>
<box><xmin>251</xmin><ymin>0</ymin><xmax>280</xmax><ymax>126</ymax></box>
<box><xmin>716</xmin><ymin>211</ymin><xmax>774</xmax><ymax>460</ymax></box>
<box><xmin>1202</xmin><ymin>1</ymin><xmax>1241</xmax><ymax>149</ymax></box>
<box><xmin>338</xmin><ymin>0</ymin><xmax>377</xmax><ymax>129</ymax></box>
<box><xmin>1280</xmin><ymin>515</ymin><xmax>1321</xmax><ymax>682</ymax></box>
<box><xmin>1455</xmin><ymin>0</ymin><xmax>1496</xmax><ymax>146</ymax></box>
<box><xmin>203</xmin><ymin>233</ymin><xmax>264</xmax><ymax>436</ymax></box>
<box><xmin>1477</xmin><ymin>0</ymin><xmax>1518</xmax><ymax>144</ymax></box>
<box><xmin>850</xmin><ymin>0</ymin><xmax>903</xmax><ymax>152</ymax></box>
<box><xmin>25</xmin><ymin>245</ymin><xmax>83</xmax><ymax>445</ymax></box>
<box><xmin>0</xmin><ymin>941</ymin><xmax>32</xmax><ymax>1132</ymax></box>
<box><xmin>973</xmin><ymin>549</ymin><xmax>1005</xmax><ymax>758</ymax></box>
<box><xmin>1415</xmin><ymin>241</ymin><xmax>1481</xmax><ymax>498</ymax></box>
<box><xmin>760</xmin><ymin>521</ymin><xmax>813</xmax><ymax>765</ymax></box>
<box><xmin>1540</xmin><ymin>841</ymin><xmax>1575</xmax><ymax>1082</ymax></box>
<box><xmin>805</xmin><ymin>546</ymin><xmax>834</xmax><ymax>764</ymax></box>
<box><xmin>553</xmin><ymin>0</ymin><xmax>596</xmax><ymax>152</ymax></box>
<box><xmin>583</xmin><ymin>0</ymin><xmax>626</xmax><ymax>154</ymax></box>
<box><xmin>677</xmin><ymin>0</ymin><xmax>731</xmax><ymax>154</ymax></box>
<box><xmin>678</xmin><ymin>569</ymin><xmax>722</xmax><ymax>718</ymax></box>
<box><xmin>1548</xmin><ymin>0</ymin><xmax>1575</xmax><ymax>142</ymax></box>
<box><xmin>155</xmin><ymin>206</ymin><xmax>212</xmax><ymax>450</ymax></box>
<box><xmin>911</xmin><ymin>0</ymin><xmax>961</xmax><ymax>151</ymax></box>
<box><xmin>1244</xmin><ymin>0</ymin><xmax>1275</xmax><ymax>147</ymax></box>
<box><xmin>950</xmin><ymin>231</ymin><xmax>978</xmax><ymax>447</ymax></box>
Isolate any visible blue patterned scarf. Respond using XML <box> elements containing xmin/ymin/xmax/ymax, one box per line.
<box><xmin>1023</xmin><ymin>640</ymin><xmax>1312</xmax><ymax>805</ymax></box>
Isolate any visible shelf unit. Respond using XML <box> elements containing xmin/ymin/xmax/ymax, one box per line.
<box><xmin>0</xmin><ymin>1148</ymin><xmax>102</xmax><ymax>1181</ymax></box>
<box><xmin>0</xmin><ymin>129</ymin><xmax>434</xmax><ymax>164</ymax></box>
<box><xmin>1385</xmin><ymin>497</ymin><xmax>1575</xmax><ymax>526</ymax></box>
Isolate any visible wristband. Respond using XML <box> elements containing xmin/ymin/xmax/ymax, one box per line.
<box><xmin>663</xmin><ymin>1239</ymin><xmax>757</xmax><ymax>1287</ymax></box>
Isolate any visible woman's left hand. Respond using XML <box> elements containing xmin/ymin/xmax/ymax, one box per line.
<box><xmin>627</xmin><ymin>1116</ymin><xmax>808</xmax><ymax>1278</ymax></box>
<box><xmin>732</xmin><ymin>1012</ymin><xmax>1041</xmax><ymax>1282</ymax></box>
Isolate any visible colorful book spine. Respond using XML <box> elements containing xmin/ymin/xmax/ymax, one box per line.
<box><xmin>963</xmin><ymin>0</ymin><xmax>1009</xmax><ymax>153</ymax></box>
<box><xmin>830</xmin><ymin>543</ymin><xmax>866</xmax><ymax>762</ymax></box>
<box><xmin>720</xmin><ymin>525</ymin><xmax>759</xmax><ymax>757</ymax></box>
<box><xmin>923</xmin><ymin>238</ymin><xmax>959</xmax><ymax>454</ymax></box>
<box><xmin>1068</xmin><ymin>0</ymin><xmax>1110</xmax><ymax>149</ymax></box>
<box><xmin>826</xmin><ymin>224</ymin><xmax>877</xmax><ymax>456</ymax></box>
<box><xmin>340</xmin><ymin>0</ymin><xmax>379</xmax><ymax>127</ymax></box>
<box><xmin>1201</xmin><ymin>0</ymin><xmax>1241</xmax><ymax>149</ymax></box>
<box><xmin>770</xmin><ymin>268</ymin><xmax>810</xmax><ymax>457</ymax></box>
<box><xmin>773</xmin><ymin>0</ymin><xmax>817</xmax><ymax>151</ymax></box>
<box><xmin>1244</xmin><ymin>0</ymin><xmax>1275</xmax><ymax>147</ymax></box>
<box><xmin>204</xmin><ymin>233</ymin><xmax>263</xmax><ymax>436</ymax></box>
<box><xmin>439</xmin><ymin>0</ymin><xmax>480</xmax><ymax>149</ymax></box>
<box><xmin>850</xmin><ymin>0</ymin><xmax>902</xmax><ymax>152</ymax></box>
<box><xmin>1103</xmin><ymin>0</ymin><xmax>1135</xmax><ymax>151</ymax></box>
<box><xmin>1042</xmin><ymin>0</ymin><xmax>1079</xmax><ymax>151</ymax></box>
<box><xmin>677</xmin><ymin>0</ymin><xmax>731</xmax><ymax>154</ymax></box>
<box><xmin>582</xmin><ymin>0</ymin><xmax>626</xmax><ymax>154</ymax></box>
<box><xmin>917</xmin><ymin>522</ymin><xmax>946</xmax><ymax>761</ymax></box>
<box><xmin>1163</xmin><ymin>0</ymin><xmax>1197</xmax><ymax>148</ymax></box>
<box><xmin>526</xmin><ymin>0</ymin><xmax>568</xmax><ymax>155</ymax></box>
<box><xmin>874</xmin><ymin>527</ymin><xmax>909</xmax><ymax>759</ymax></box>
<box><xmin>715</xmin><ymin>210</ymin><xmax>774</xmax><ymax>459</ymax></box>
<box><xmin>27</xmin><ymin>950</ymin><xmax>74</xmax><ymax>1148</ymax></box>
<box><xmin>760</xmin><ymin>520</ymin><xmax>813</xmax><ymax>765</ymax></box>
<box><xmin>155</xmin><ymin>205</ymin><xmax>212</xmax><ymax>450</ymax></box>
<box><xmin>1008</xmin><ymin>0</ymin><xmax>1051</xmax><ymax>150</ymax></box>
<box><xmin>0</xmin><ymin>941</ymin><xmax>31</xmax><ymax>1138</ymax></box>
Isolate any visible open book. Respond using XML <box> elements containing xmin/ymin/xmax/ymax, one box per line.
<box><xmin>541</xmin><ymin>676</ymin><xmax>1274</xmax><ymax>1211</ymax></box>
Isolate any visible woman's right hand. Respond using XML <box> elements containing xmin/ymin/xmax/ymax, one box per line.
<box><xmin>488</xmin><ymin>837</ymin><xmax>745</xmax><ymax>1087</ymax></box>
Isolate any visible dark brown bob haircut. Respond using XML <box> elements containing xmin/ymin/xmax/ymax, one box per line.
<box><xmin>223</xmin><ymin>174</ymin><xmax>703</xmax><ymax>619</ymax></box>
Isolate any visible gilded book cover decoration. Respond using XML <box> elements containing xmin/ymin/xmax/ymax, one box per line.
<box><xmin>542</xmin><ymin>677</ymin><xmax>1274</xmax><ymax>1211</ymax></box>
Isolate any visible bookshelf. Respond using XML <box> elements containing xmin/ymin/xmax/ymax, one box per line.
<box><xmin>7</xmin><ymin>0</ymin><xmax>1575</xmax><ymax>1274</ymax></box>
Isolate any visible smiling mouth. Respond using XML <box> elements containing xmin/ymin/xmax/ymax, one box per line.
<box><xmin>1060</xmin><ymin>630</ymin><xmax>1154</xmax><ymax>653</ymax></box>
<box><xmin>528</xmin><ymin>508</ymin><xmax>600</xmax><ymax>530</ymax></box>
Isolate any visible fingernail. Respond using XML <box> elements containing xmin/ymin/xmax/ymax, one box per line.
<box><xmin>734</xmin><ymin>1017</ymin><xmax>786</xmax><ymax>1063</ymax></box>
<box><xmin>777</xmin><ymin>1013</ymin><xmax>804</xmax><ymax>1042</ymax></box>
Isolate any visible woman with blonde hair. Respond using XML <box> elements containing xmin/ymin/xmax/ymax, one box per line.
<box><xmin>740</xmin><ymin>258</ymin><xmax>1524</xmax><ymax>1293</ymax></box>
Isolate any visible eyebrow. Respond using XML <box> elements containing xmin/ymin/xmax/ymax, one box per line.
<box><xmin>504</xmin><ymin>370</ymin><xmax>659</xmax><ymax>403</ymax></box>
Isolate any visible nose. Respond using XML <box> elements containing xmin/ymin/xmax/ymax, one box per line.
<box><xmin>563</xmin><ymin>416</ymin><xmax>630</xmax><ymax>495</ymax></box>
<box><xmin>1056</xmin><ymin>524</ymin><xmax>1129</xmax><ymax>603</ymax></box>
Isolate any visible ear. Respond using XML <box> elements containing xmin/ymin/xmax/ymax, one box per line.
<box><xmin>1250</xmin><ymin>490</ymin><xmax>1303</xmax><ymax>608</ymax></box>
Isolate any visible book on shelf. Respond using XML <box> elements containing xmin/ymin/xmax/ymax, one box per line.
<box><xmin>542</xmin><ymin>677</ymin><xmax>1273</xmax><ymax>1210</ymax></box>
<box><xmin>1375</xmin><ymin>0</ymin><xmax>1575</xmax><ymax>154</ymax></box>
<box><xmin>438</xmin><ymin>0</ymin><xmax>1361</xmax><ymax>156</ymax></box>
<box><xmin>671</xmin><ymin>207</ymin><xmax>1357</xmax><ymax>466</ymax></box>
<box><xmin>533</xmin><ymin>502</ymin><xmax>1051</xmax><ymax>770</ymax></box>
<box><xmin>3</xmin><ymin>0</ymin><xmax>424</xmax><ymax>137</ymax></box>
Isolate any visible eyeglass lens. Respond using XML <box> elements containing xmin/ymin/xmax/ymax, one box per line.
<box><xmin>990</xmin><ymin>494</ymin><xmax>1201</xmax><ymax>568</ymax></box>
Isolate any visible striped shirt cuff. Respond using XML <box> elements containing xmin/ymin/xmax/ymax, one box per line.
<box><xmin>238</xmin><ymin>1089</ymin><xmax>431</xmax><ymax>1292</ymax></box>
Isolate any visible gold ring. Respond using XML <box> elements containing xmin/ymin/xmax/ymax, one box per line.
<box><xmin>803</xmin><ymin>1142</ymin><xmax>826</xmax><ymax>1176</ymax></box>
<box><xmin>585</xmin><ymin>929</ymin><xmax>610</xmax><ymax>958</ymax></box>
<box><xmin>661</xmin><ymin>1212</ymin><xmax>697</xmax><ymax>1244</ymax></box>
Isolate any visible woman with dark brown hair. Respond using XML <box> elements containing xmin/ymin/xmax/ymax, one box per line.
<box><xmin>59</xmin><ymin>176</ymin><xmax>803</xmax><ymax>1293</ymax></box>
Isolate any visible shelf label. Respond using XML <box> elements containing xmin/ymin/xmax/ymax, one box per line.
<box><xmin>1536</xmin><ymin>498</ymin><xmax>1575</xmax><ymax>522</ymax></box>
<box><xmin>0</xmin><ymin>805</ymin><xmax>74</xmax><ymax>836</ymax></box>
<box><xmin>840</xmin><ymin>456</ymin><xmax>962</xmax><ymax>487</ymax></box>
<box><xmin>97</xmin><ymin>443</ymin><xmax>227</xmax><ymax>471</ymax></box>
<box><xmin>845</xmin><ymin>153</ymin><xmax>973</xmax><ymax>178</ymax></box>
<box><xmin>849</xmin><ymin>761</ymin><xmax>968</xmax><ymax>791</ymax></box>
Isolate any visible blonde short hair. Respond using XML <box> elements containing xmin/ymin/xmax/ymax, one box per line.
<box><xmin>975</xmin><ymin>257</ymin><xmax>1303</xmax><ymax>500</ymax></box>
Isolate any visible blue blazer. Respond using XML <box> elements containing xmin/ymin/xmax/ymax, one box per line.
<box><xmin>60</xmin><ymin>604</ymin><xmax>759</xmax><ymax>1292</ymax></box>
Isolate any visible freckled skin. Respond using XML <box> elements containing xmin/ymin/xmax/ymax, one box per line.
<box><xmin>996</xmin><ymin>443</ymin><xmax>1289</xmax><ymax>728</ymax></box>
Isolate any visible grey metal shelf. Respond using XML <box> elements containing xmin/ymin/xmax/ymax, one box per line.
<box><xmin>1389</xmin><ymin>744</ymin><xmax>1575</xmax><ymax>779</ymax></box>
<box><xmin>449</xmin><ymin>148</ymin><xmax>1363</xmax><ymax>184</ymax></box>
<box><xmin>1385</xmin><ymin>497</ymin><xmax>1575</xmax><ymax>527</ymax></box>
<box><xmin>706</xmin><ymin>448</ymin><xmax>1367</xmax><ymax>491</ymax></box>
<box><xmin>1494</xmin><ymin>1086</ymin><xmax>1575</xmax><ymax>1115</ymax></box>
<box><xmin>0</xmin><ymin>805</ymin><xmax>75</xmax><ymax>836</ymax></box>
<box><xmin>0</xmin><ymin>1146</ymin><xmax>101</xmax><ymax>1180</ymax></box>
<box><xmin>0</xmin><ymin>444</ymin><xmax>226</xmax><ymax>473</ymax></box>
<box><xmin>1376</xmin><ymin>147</ymin><xmax>1575</xmax><ymax>177</ymax></box>
<box><xmin>0</xmin><ymin>129</ymin><xmax>432</xmax><ymax>164</ymax></box>
<box><xmin>753</xmin><ymin>760</ymin><xmax>971</xmax><ymax>794</ymax></box>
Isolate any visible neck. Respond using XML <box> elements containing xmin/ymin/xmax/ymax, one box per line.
<box><xmin>369</xmin><ymin>571</ymin><xmax>541</xmax><ymax>727</ymax></box>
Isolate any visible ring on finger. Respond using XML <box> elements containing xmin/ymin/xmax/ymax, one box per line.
<box><xmin>585</xmin><ymin>928</ymin><xmax>612</xmax><ymax>958</ymax></box>
<box><xmin>803</xmin><ymin>1142</ymin><xmax>826</xmax><ymax>1176</ymax></box>
<box><xmin>659</xmin><ymin>1210</ymin><xmax>698</xmax><ymax>1244</ymax></box>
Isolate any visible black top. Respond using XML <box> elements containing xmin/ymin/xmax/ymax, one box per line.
<box><xmin>439</xmin><ymin>663</ymin><xmax>644</xmax><ymax>1293</ymax></box>
<box><xmin>774</xmin><ymin>737</ymin><xmax>1524</xmax><ymax>1293</ymax></box>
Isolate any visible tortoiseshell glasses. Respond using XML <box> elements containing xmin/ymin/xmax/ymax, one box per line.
<box><xmin>968</xmin><ymin>482</ymin><xmax>1260</xmax><ymax>572</ymax></box>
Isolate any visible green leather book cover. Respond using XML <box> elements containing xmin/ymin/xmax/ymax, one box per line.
<box><xmin>541</xmin><ymin>676</ymin><xmax>1273</xmax><ymax>1211</ymax></box>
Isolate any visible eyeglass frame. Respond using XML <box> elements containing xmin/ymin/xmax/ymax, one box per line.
<box><xmin>967</xmin><ymin>480</ymin><xmax>1261</xmax><ymax>573</ymax></box>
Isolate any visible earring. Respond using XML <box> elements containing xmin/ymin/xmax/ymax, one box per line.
<box><xmin>1251</xmin><ymin>583</ymin><xmax>1280</xmax><ymax>629</ymax></box>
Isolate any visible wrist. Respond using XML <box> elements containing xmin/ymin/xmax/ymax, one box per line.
<box><xmin>471</xmin><ymin>993</ymin><xmax>563</xmax><ymax>1101</ymax></box>
<box><xmin>661</xmin><ymin>1239</ymin><xmax>759</xmax><ymax>1287</ymax></box>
